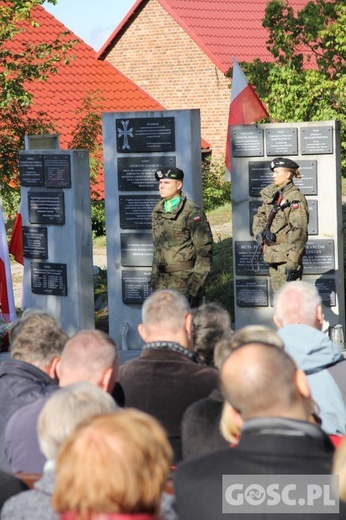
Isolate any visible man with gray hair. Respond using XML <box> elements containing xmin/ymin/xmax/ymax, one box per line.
<box><xmin>273</xmin><ymin>280</ymin><xmax>346</xmax><ymax>436</ymax></box>
<box><xmin>117</xmin><ymin>289</ymin><xmax>218</xmax><ymax>463</ymax></box>
<box><xmin>5</xmin><ymin>329</ymin><xmax>119</xmax><ymax>473</ymax></box>
<box><xmin>0</xmin><ymin>310</ymin><xmax>68</xmax><ymax>471</ymax></box>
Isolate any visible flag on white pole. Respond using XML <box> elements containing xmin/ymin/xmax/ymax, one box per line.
<box><xmin>0</xmin><ymin>206</ymin><xmax>17</xmax><ymax>323</ymax></box>
<box><xmin>225</xmin><ymin>56</ymin><xmax>269</xmax><ymax>180</ymax></box>
<box><xmin>9</xmin><ymin>200</ymin><xmax>23</xmax><ymax>265</ymax></box>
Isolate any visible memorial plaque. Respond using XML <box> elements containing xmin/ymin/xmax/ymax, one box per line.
<box><xmin>44</xmin><ymin>154</ymin><xmax>71</xmax><ymax>188</ymax></box>
<box><xmin>293</xmin><ymin>161</ymin><xmax>318</xmax><ymax>195</ymax></box>
<box><xmin>19</xmin><ymin>154</ymin><xmax>44</xmax><ymax>186</ymax></box>
<box><xmin>315</xmin><ymin>278</ymin><xmax>336</xmax><ymax>307</ymax></box>
<box><xmin>118</xmin><ymin>155</ymin><xmax>176</xmax><ymax>191</ymax></box>
<box><xmin>249</xmin><ymin>161</ymin><xmax>272</xmax><ymax>196</ymax></box>
<box><xmin>249</xmin><ymin>201</ymin><xmax>261</xmax><ymax>236</ymax></box>
<box><xmin>307</xmin><ymin>200</ymin><xmax>318</xmax><ymax>235</ymax></box>
<box><xmin>235</xmin><ymin>241</ymin><xmax>269</xmax><ymax>275</ymax></box>
<box><xmin>232</xmin><ymin>127</ymin><xmax>264</xmax><ymax>157</ymax></box>
<box><xmin>236</xmin><ymin>279</ymin><xmax>268</xmax><ymax>307</ymax></box>
<box><xmin>119</xmin><ymin>195</ymin><xmax>158</xmax><ymax>229</ymax></box>
<box><xmin>302</xmin><ymin>240</ymin><xmax>335</xmax><ymax>274</ymax></box>
<box><xmin>28</xmin><ymin>191</ymin><xmax>65</xmax><ymax>225</ymax></box>
<box><xmin>23</xmin><ymin>226</ymin><xmax>48</xmax><ymax>259</ymax></box>
<box><xmin>116</xmin><ymin>117</ymin><xmax>175</xmax><ymax>153</ymax></box>
<box><xmin>31</xmin><ymin>262</ymin><xmax>67</xmax><ymax>296</ymax></box>
<box><xmin>121</xmin><ymin>233</ymin><xmax>154</xmax><ymax>267</ymax></box>
<box><xmin>249</xmin><ymin>199</ymin><xmax>318</xmax><ymax>236</ymax></box>
<box><xmin>122</xmin><ymin>269</ymin><xmax>153</xmax><ymax>304</ymax></box>
<box><xmin>301</xmin><ymin>126</ymin><xmax>333</xmax><ymax>155</ymax></box>
<box><xmin>266</xmin><ymin>128</ymin><xmax>298</xmax><ymax>156</ymax></box>
<box><xmin>249</xmin><ymin>160</ymin><xmax>317</xmax><ymax>196</ymax></box>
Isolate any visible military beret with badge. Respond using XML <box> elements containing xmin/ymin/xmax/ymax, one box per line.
<box><xmin>155</xmin><ymin>167</ymin><xmax>184</xmax><ymax>181</ymax></box>
<box><xmin>270</xmin><ymin>157</ymin><xmax>300</xmax><ymax>171</ymax></box>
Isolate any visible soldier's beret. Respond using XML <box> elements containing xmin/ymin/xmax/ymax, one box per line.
<box><xmin>270</xmin><ymin>157</ymin><xmax>300</xmax><ymax>171</ymax></box>
<box><xmin>155</xmin><ymin>167</ymin><xmax>184</xmax><ymax>181</ymax></box>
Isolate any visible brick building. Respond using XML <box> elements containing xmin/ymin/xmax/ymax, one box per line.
<box><xmin>98</xmin><ymin>0</ymin><xmax>308</xmax><ymax>160</ymax></box>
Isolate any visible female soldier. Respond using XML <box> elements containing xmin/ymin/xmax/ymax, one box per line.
<box><xmin>252</xmin><ymin>157</ymin><xmax>309</xmax><ymax>292</ymax></box>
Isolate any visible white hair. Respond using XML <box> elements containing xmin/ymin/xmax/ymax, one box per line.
<box><xmin>38</xmin><ymin>382</ymin><xmax>117</xmax><ymax>460</ymax></box>
<box><xmin>273</xmin><ymin>281</ymin><xmax>321</xmax><ymax>327</ymax></box>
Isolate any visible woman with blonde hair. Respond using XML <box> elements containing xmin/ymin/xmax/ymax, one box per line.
<box><xmin>52</xmin><ymin>409</ymin><xmax>174</xmax><ymax>520</ymax></box>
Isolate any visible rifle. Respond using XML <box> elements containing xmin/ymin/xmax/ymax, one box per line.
<box><xmin>251</xmin><ymin>190</ymin><xmax>284</xmax><ymax>272</ymax></box>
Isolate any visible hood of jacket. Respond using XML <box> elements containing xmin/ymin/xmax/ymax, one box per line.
<box><xmin>278</xmin><ymin>324</ymin><xmax>344</xmax><ymax>374</ymax></box>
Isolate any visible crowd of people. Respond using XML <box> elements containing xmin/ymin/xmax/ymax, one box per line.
<box><xmin>1</xmin><ymin>282</ymin><xmax>346</xmax><ymax>519</ymax></box>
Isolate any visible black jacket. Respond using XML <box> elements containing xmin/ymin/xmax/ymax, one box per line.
<box><xmin>0</xmin><ymin>358</ymin><xmax>57</xmax><ymax>471</ymax></box>
<box><xmin>174</xmin><ymin>417</ymin><xmax>342</xmax><ymax>520</ymax></box>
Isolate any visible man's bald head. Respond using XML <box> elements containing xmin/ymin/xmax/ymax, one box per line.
<box><xmin>220</xmin><ymin>342</ymin><xmax>311</xmax><ymax>421</ymax></box>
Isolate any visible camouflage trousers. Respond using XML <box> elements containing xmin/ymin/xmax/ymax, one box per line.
<box><xmin>152</xmin><ymin>271</ymin><xmax>204</xmax><ymax>307</ymax></box>
<box><xmin>269</xmin><ymin>262</ymin><xmax>303</xmax><ymax>293</ymax></box>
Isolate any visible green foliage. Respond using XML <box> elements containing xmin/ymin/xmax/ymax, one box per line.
<box><xmin>242</xmin><ymin>0</ymin><xmax>346</xmax><ymax>174</ymax></box>
<box><xmin>68</xmin><ymin>90</ymin><xmax>104</xmax><ymax>199</ymax></box>
<box><xmin>91</xmin><ymin>200</ymin><xmax>106</xmax><ymax>238</ymax></box>
<box><xmin>202</xmin><ymin>156</ymin><xmax>231</xmax><ymax>212</ymax></box>
<box><xmin>205</xmin><ymin>237</ymin><xmax>234</xmax><ymax>320</ymax></box>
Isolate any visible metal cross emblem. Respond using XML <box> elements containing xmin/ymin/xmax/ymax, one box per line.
<box><xmin>117</xmin><ymin>120</ymin><xmax>133</xmax><ymax>150</ymax></box>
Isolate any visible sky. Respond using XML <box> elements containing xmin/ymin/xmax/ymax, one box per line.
<box><xmin>43</xmin><ymin>0</ymin><xmax>137</xmax><ymax>52</ymax></box>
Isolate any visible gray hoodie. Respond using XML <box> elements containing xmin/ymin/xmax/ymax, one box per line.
<box><xmin>278</xmin><ymin>323</ymin><xmax>346</xmax><ymax>435</ymax></box>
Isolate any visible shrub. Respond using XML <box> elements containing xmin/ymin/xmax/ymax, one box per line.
<box><xmin>202</xmin><ymin>156</ymin><xmax>231</xmax><ymax>212</ymax></box>
<box><xmin>91</xmin><ymin>200</ymin><xmax>106</xmax><ymax>238</ymax></box>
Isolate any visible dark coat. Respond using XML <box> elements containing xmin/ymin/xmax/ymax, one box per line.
<box><xmin>0</xmin><ymin>470</ymin><xmax>28</xmax><ymax>512</ymax></box>
<box><xmin>174</xmin><ymin>417</ymin><xmax>340</xmax><ymax>520</ymax></box>
<box><xmin>181</xmin><ymin>387</ymin><xmax>228</xmax><ymax>460</ymax></box>
<box><xmin>0</xmin><ymin>358</ymin><xmax>57</xmax><ymax>471</ymax></box>
<box><xmin>117</xmin><ymin>344</ymin><xmax>218</xmax><ymax>463</ymax></box>
<box><xmin>5</xmin><ymin>397</ymin><xmax>48</xmax><ymax>473</ymax></box>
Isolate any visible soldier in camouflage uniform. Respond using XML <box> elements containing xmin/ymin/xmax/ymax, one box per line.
<box><xmin>252</xmin><ymin>157</ymin><xmax>309</xmax><ymax>292</ymax></box>
<box><xmin>151</xmin><ymin>167</ymin><xmax>213</xmax><ymax>307</ymax></box>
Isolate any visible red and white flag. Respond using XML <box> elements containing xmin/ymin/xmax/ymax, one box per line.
<box><xmin>0</xmin><ymin>207</ymin><xmax>17</xmax><ymax>323</ymax></box>
<box><xmin>225</xmin><ymin>56</ymin><xmax>269</xmax><ymax>180</ymax></box>
<box><xmin>9</xmin><ymin>200</ymin><xmax>23</xmax><ymax>266</ymax></box>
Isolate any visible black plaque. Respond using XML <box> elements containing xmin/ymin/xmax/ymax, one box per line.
<box><xmin>301</xmin><ymin>126</ymin><xmax>333</xmax><ymax>154</ymax></box>
<box><xmin>19</xmin><ymin>154</ymin><xmax>44</xmax><ymax>186</ymax></box>
<box><xmin>31</xmin><ymin>262</ymin><xmax>67</xmax><ymax>296</ymax></box>
<box><xmin>122</xmin><ymin>269</ymin><xmax>153</xmax><ymax>304</ymax></box>
<box><xmin>121</xmin><ymin>233</ymin><xmax>154</xmax><ymax>266</ymax></box>
<box><xmin>44</xmin><ymin>154</ymin><xmax>71</xmax><ymax>188</ymax></box>
<box><xmin>118</xmin><ymin>156</ymin><xmax>176</xmax><ymax>191</ymax></box>
<box><xmin>28</xmin><ymin>191</ymin><xmax>65</xmax><ymax>225</ymax></box>
<box><xmin>235</xmin><ymin>241</ymin><xmax>269</xmax><ymax>275</ymax></box>
<box><xmin>315</xmin><ymin>278</ymin><xmax>336</xmax><ymax>307</ymax></box>
<box><xmin>23</xmin><ymin>226</ymin><xmax>48</xmax><ymax>259</ymax></box>
<box><xmin>249</xmin><ymin>199</ymin><xmax>318</xmax><ymax>236</ymax></box>
<box><xmin>249</xmin><ymin>160</ymin><xmax>317</xmax><ymax>196</ymax></box>
<box><xmin>266</xmin><ymin>128</ymin><xmax>298</xmax><ymax>156</ymax></box>
<box><xmin>116</xmin><ymin>117</ymin><xmax>175</xmax><ymax>153</ymax></box>
<box><xmin>302</xmin><ymin>240</ymin><xmax>335</xmax><ymax>274</ymax></box>
<box><xmin>232</xmin><ymin>126</ymin><xmax>264</xmax><ymax>157</ymax></box>
<box><xmin>119</xmin><ymin>195</ymin><xmax>158</xmax><ymax>229</ymax></box>
<box><xmin>236</xmin><ymin>279</ymin><xmax>268</xmax><ymax>307</ymax></box>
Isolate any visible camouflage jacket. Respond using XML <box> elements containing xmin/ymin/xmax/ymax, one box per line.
<box><xmin>151</xmin><ymin>193</ymin><xmax>213</xmax><ymax>296</ymax></box>
<box><xmin>252</xmin><ymin>181</ymin><xmax>309</xmax><ymax>269</ymax></box>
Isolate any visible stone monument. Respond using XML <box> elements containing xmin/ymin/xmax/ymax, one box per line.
<box><xmin>102</xmin><ymin>109</ymin><xmax>203</xmax><ymax>349</ymax></box>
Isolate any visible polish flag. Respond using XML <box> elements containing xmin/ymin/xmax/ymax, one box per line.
<box><xmin>225</xmin><ymin>56</ymin><xmax>269</xmax><ymax>180</ymax></box>
<box><xmin>9</xmin><ymin>200</ymin><xmax>23</xmax><ymax>265</ymax></box>
<box><xmin>0</xmin><ymin>206</ymin><xmax>17</xmax><ymax>323</ymax></box>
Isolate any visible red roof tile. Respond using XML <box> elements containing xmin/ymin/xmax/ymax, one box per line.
<box><xmin>99</xmin><ymin>0</ymin><xmax>309</xmax><ymax>74</ymax></box>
